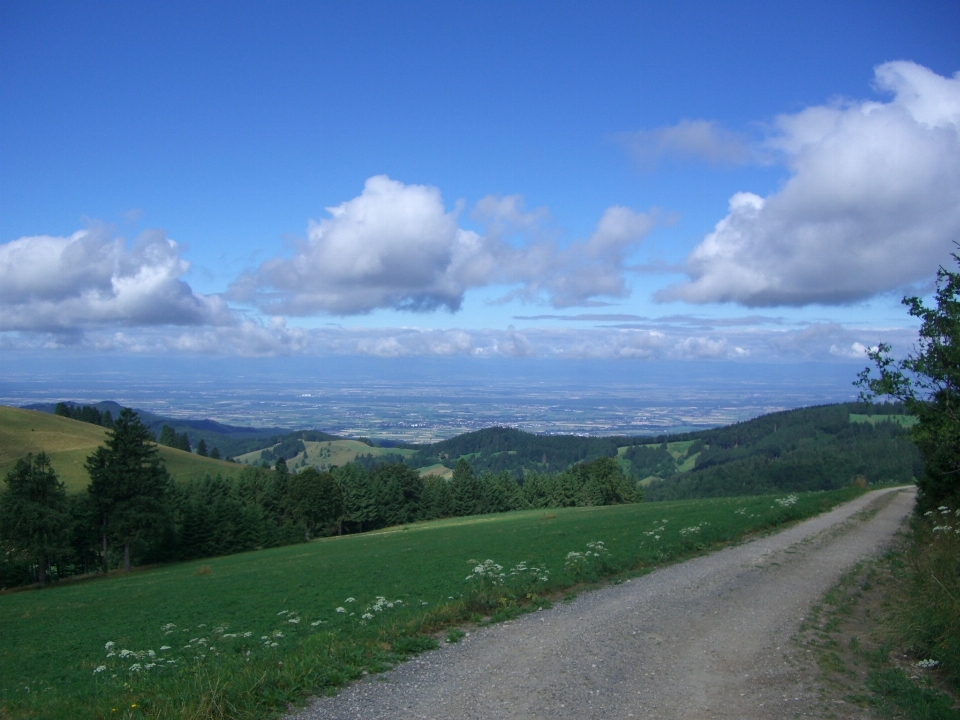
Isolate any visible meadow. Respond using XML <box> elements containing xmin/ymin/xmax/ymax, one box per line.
<box><xmin>0</xmin><ymin>486</ymin><xmax>867</xmax><ymax>720</ymax></box>
<box><xmin>0</xmin><ymin>407</ymin><xmax>248</xmax><ymax>492</ymax></box>
<box><xmin>233</xmin><ymin>439</ymin><xmax>414</xmax><ymax>473</ymax></box>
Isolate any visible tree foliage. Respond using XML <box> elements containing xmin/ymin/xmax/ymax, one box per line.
<box><xmin>86</xmin><ymin>408</ymin><xmax>173</xmax><ymax>571</ymax></box>
<box><xmin>0</xmin><ymin>453</ymin><xmax>71</xmax><ymax>584</ymax></box>
<box><xmin>857</xmin><ymin>254</ymin><xmax>960</xmax><ymax>509</ymax></box>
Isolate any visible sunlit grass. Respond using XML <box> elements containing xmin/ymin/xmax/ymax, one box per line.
<box><xmin>0</xmin><ymin>487</ymin><xmax>866</xmax><ymax>719</ymax></box>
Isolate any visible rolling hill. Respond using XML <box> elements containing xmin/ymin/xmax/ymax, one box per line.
<box><xmin>0</xmin><ymin>406</ymin><xmax>249</xmax><ymax>492</ymax></box>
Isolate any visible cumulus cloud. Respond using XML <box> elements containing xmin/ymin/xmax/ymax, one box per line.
<box><xmin>659</xmin><ymin>61</ymin><xmax>960</xmax><ymax>307</ymax></box>
<box><xmin>231</xmin><ymin>176</ymin><xmax>655</xmax><ymax>315</ymax></box>
<box><xmin>0</xmin><ymin>226</ymin><xmax>232</xmax><ymax>332</ymax></box>
<box><xmin>619</xmin><ymin>119</ymin><xmax>755</xmax><ymax>167</ymax></box>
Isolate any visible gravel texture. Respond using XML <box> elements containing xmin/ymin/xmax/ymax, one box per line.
<box><xmin>289</xmin><ymin>488</ymin><xmax>914</xmax><ymax>720</ymax></box>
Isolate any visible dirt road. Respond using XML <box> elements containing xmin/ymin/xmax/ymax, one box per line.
<box><xmin>291</xmin><ymin>488</ymin><xmax>914</xmax><ymax>720</ymax></box>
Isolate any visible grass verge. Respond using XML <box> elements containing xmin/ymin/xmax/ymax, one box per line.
<box><xmin>1</xmin><ymin>487</ymin><xmax>868</xmax><ymax>719</ymax></box>
<box><xmin>794</xmin><ymin>502</ymin><xmax>959</xmax><ymax>719</ymax></box>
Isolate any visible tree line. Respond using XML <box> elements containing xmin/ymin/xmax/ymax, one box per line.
<box><xmin>0</xmin><ymin>409</ymin><xmax>641</xmax><ymax>588</ymax></box>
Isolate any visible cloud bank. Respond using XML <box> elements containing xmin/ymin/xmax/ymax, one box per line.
<box><xmin>229</xmin><ymin>176</ymin><xmax>655</xmax><ymax>314</ymax></box>
<box><xmin>0</xmin><ymin>227</ymin><xmax>231</xmax><ymax>332</ymax></box>
<box><xmin>659</xmin><ymin>61</ymin><xmax>960</xmax><ymax>306</ymax></box>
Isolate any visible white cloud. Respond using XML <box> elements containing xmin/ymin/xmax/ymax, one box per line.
<box><xmin>496</xmin><ymin>204</ymin><xmax>657</xmax><ymax>308</ymax></box>
<box><xmin>0</xmin><ymin>226</ymin><xmax>232</xmax><ymax>332</ymax></box>
<box><xmin>619</xmin><ymin>119</ymin><xmax>754</xmax><ymax>167</ymax></box>
<box><xmin>659</xmin><ymin>61</ymin><xmax>960</xmax><ymax>307</ymax></box>
<box><xmin>232</xmin><ymin>176</ymin><xmax>655</xmax><ymax>315</ymax></box>
<box><xmin>0</xmin><ymin>316</ymin><xmax>917</xmax><ymax>363</ymax></box>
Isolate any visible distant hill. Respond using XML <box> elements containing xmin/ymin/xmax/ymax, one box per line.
<box><xmin>403</xmin><ymin>402</ymin><xmax>919</xmax><ymax>497</ymax></box>
<box><xmin>24</xmin><ymin>401</ymin><xmax>292</xmax><ymax>459</ymax></box>
<box><xmin>642</xmin><ymin>402</ymin><xmax>920</xmax><ymax>499</ymax></box>
<box><xmin>0</xmin><ymin>406</ymin><xmax>249</xmax><ymax>492</ymax></box>
<box><xmin>10</xmin><ymin>400</ymin><xmax>919</xmax><ymax>499</ymax></box>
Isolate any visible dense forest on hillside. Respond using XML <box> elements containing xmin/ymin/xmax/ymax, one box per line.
<box><xmin>644</xmin><ymin>403</ymin><xmax>920</xmax><ymax>500</ymax></box>
<box><xmin>405</xmin><ymin>427</ymin><xmax>631</xmax><ymax>476</ymax></box>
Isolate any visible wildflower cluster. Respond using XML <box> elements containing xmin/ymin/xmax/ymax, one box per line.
<box><xmin>465</xmin><ymin>559</ymin><xmax>505</xmax><ymax>584</ymax></box>
<box><xmin>642</xmin><ymin>520</ymin><xmax>668</xmax><ymax>540</ymax></box>
<box><xmin>564</xmin><ymin>541</ymin><xmax>608</xmax><ymax>576</ymax></box>
<box><xmin>464</xmin><ymin>558</ymin><xmax>550</xmax><ymax>587</ymax></box>
<box><xmin>95</xmin><ymin>640</ymin><xmax>176</xmax><ymax>677</ymax></box>
<box><xmin>925</xmin><ymin>506</ymin><xmax>960</xmax><ymax>535</ymax></box>
<box><xmin>774</xmin><ymin>494</ymin><xmax>799</xmax><ymax>508</ymax></box>
<box><xmin>679</xmin><ymin>522</ymin><xmax>709</xmax><ymax>535</ymax></box>
<box><xmin>358</xmin><ymin>596</ymin><xmax>404</xmax><ymax>624</ymax></box>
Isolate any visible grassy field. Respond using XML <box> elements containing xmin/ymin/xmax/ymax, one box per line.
<box><xmin>849</xmin><ymin>413</ymin><xmax>919</xmax><ymax>428</ymax></box>
<box><xmin>235</xmin><ymin>439</ymin><xmax>414</xmax><ymax>471</ymax></box>
<box><xmin>0</xmin><ymin>486</ymin><xmax>869</xmax><ymax>719</ymax></box>
<box><xmin>0</xmin><ymin>407</ymin><xmax>248</xmax><ymax>492</ymax></box>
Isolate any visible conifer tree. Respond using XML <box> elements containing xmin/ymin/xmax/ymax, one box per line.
<box><xmin>0</xmin><ymin>453</ymin><xmax>72</xmax><ymax>584</ymax></box>
<box><xmin>86</xmin><ymin>408</ymin><xmax>172</xmax><ymax>571</ymax></box>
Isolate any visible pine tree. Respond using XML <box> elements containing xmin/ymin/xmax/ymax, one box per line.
<box><xmin>86</xmin><ymin>408</ymin><xmax>173</xmax><ymax>572</ymax></box>
<box><xmin>196</xmin><ymin>439</ymin><xmax>208</xmax><ymax>457</ymax></box>
<box><xmin>0</xmin><ymin>453</ymin><xmax>72</xmax><ymax>584</ymax></box>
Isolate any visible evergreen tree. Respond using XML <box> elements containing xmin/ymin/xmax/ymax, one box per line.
<box><xmin>196</xmin><ymin>439</ymin><xmax>208</xmax><ymax>457</ymax></box>
<box><xmin>209</xmin><ymin>446</ymin><xmax>221</xmax><ymax>460</ymax></box>
<box><xmin>450</xmin><ymin>458</ymin><xmax>481</xmax><ymax>516</ymax></box>
<box><xmin>0</xmin><ymin>453</ymin><xmax>72</xmax><ymax>584</ymax></box>
<box><xmin>158</xmin><ymin>425</ymin><xmax>178</xmax><ymax>448</ymax></box>
<box><xmin>86</xmin><ymin>408</ymin><xmax>173</xmax><ymax>572</ymax></box>
<box><xmin>285</xmin><ymin>467</ymin><xmax>343</xmax><ymax>539</ymax></box>
<box><xmin>373</xmin><ymin>463</ymin><xmax>423</xmax><ymax>527</ymax></box>
<box><xmin>335</xmin><ymin>464</ymin><xmax>377</xmax><ymax>532</ymax></box>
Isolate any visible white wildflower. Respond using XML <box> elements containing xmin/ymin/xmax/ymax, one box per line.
<box><xmin>104</xmin><ymin>641</ymin><xmax>115</xmax><ymax>651</ymax></box>
<box><xmin>344</xmin><ymin>597</ymin><xmax>356</xmax><ymax>603</ymax></box>
<box><xmin>362</xmin><ymin>613</ymin><xmax>374</xmax><ymax>620</ymax></box>
<box><xmin>160</xmin><ymin>646</ymin><xmax>171</xmax><ymax>651</ymax></box>
<box><xmin>288</xmin><ymin>618</ymin><xmax>300</xmax><ymax>624</ymax></box>
<box><xmin>917</xmin><ymin>658</ymin><xmax>940</xmax><ymax>669</ymax></box>
<box><xmin>94</xmin><ymin>665</ymin><xmax>106</xmax><ymax>674</ymax></box>
<box><xmin>128</xmin><ymin>663</ymin><xmax>143</xmax><ymax>673</ymax></box>
<box><xmin>310</xmin><ymin>620</ymin><xmax>324</xmax><ymax>627</ymax></box>
<box><xmin>336</xmin><ymin>607</ymin><xmax>346</xmax><ymax>613</ymax></box>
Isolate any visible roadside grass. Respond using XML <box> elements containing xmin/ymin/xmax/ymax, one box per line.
<box><xmin>795</xmin><ymin>504</ymin><xmax>959</xmax><ymax>719</ymax></box>
<box><xmin>0</xmin><ymin>406</ymin><xmax>248</xmax><ymax>492</ymax></box>
<box><xmin>1</xmin><ymin>487</ymin><xmax>868</xmax><ymax>720</ymax></box>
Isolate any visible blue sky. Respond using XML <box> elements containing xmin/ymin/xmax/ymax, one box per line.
<box><xmin>2</xmin><ymin>1</ymin><xmax>959</xmax><ymax>366</ymax></box>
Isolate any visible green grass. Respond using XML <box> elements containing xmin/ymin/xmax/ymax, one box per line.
<box><xmin>0</xmin><ymin>486</ymin><xmax>866</xmax><ymax>719</ymax></box>
<box><xmin>0</xmin><ymin>406</ymin><xmax>249</xmax><ymax>492</ymax></box>
<box><xmin>849</xmin><ymin>413</ymin><xmax>919</xmax><ymax>428</ymax></box>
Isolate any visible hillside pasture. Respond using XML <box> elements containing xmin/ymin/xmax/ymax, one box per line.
<box><xmin>0</xmin><ymin>406</ymin><xmax>248</xmax><ymax>492</ymax></box>
<box><xmin>849</xmin><ymin>413</ymin><xmax>918</xmax><ymax>428</ymax></box>
<box><xmin>235</xmin><ymin>438</ymin><xmax>414</xmax><ymax>470</ymax></box>
<box><xmin>0</xmin><ymin>486</ymin><xmax>868</xmax><ymax>719</ymax></box>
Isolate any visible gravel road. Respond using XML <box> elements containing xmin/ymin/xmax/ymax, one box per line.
<box><xmin>290</xmin><ymin>488</ymin><xmax>915</xmax><ymax>720</ymax></box>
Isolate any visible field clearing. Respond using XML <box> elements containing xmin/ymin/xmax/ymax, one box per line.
<box><xmin>0</xmin><ymin>407</ymin><xmax>249</xmax><ymax>492</ymax></box>
<box><xmin>235</xmin><ymin>439</ymin><xmax>414</xmax><ymax>470</ymax></box>
<box><xmin>849</xmin><ymin>413</ymin><xmax>918</xmax><ymax>428</ymax></box>
<box><xmin>0</xmin><ymin>486</ymin><xmax>869</xmax><ymax>719</ymax></box>
<box><xmin>418</xmin><ymin>463</ymin><xmax>453</xmax><ymax>479</ymax></box>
